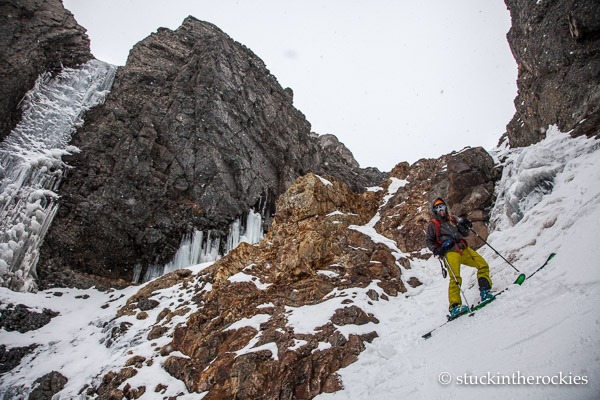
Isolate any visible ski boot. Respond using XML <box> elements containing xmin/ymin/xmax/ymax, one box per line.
<box><xmin>480</xmin><ymin>289</ymin><xmax>494</xmax><ymax>302</ymax></box>
<box><xmin>449</xmin><ymin>304</ymin><xmax>469</xmax><ymax>319</ymax></box>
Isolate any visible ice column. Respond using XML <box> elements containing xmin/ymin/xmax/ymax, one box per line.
<box><xmin>0</xmin><ymin>60</ymin><xmax>116</xmax><ymax>291</ymax></box>
<box><xmin>144</xmin><ymin>210</ymin><xmax>266</xmax><ymax>282</ymax></box>
<box><xmin>226</xmin><ymin>210</ymin><xmax>264</xmax><ymax>252</ymax></box>
<box><xmin>145</xmin><ymin>230</ymin><xmax>222</xmax><ymax>281</ymax></box>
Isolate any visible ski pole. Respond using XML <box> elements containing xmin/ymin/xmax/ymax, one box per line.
<box><xmin>442</xmin><ymin>256</ymin><xmax>471</xmax><ymax>309</ymax></box>
<box><xmin>469</xmin><ymin>228</ymin><xmax>526</xmax><ymax>285</ymax></box>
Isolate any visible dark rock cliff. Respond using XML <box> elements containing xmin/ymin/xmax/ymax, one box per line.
<box><xmin>0</xmin><ymin>0</ymin><xmax>92</xmax><ymax>142</ymax></box>
<box><xmin>37</xmin><ymin>17</ymin><xmax>385</xmax><ymax>287</ymax></box>
<box><xmin>505</xmin><ymin>0</ymin><xmax>600</xmax><ymax>147</ymax></box>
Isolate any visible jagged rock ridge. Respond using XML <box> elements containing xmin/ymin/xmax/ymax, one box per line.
<box><xmin>505</xmin><ymin>0</ymin><xmax>600</xmax><ymax>147</ymax></box>
<box><xmin>0</xmin><ymin>0</ymin><xmax>92</xmax><ymax>143</ymax></box>
<box><xmin>37</xmin><ymin>17</ymin><xmax>385</xmax><ymax>288</ymax></box>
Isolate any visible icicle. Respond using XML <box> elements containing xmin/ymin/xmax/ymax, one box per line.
<box><xmin>226</xmin><ymin>218</ymin><xmax>241</xmax><ymax>253</ymax></box>
<box><xmin>241</xmin><ymin>210</ymin><xmax>264</xmax><ymax>245</ymax></box>
<box><xmin>189</xmin><ymin>230</ymin><xmax>204</xmax><ymax>265</ymax></box>
<box><xmin>132</xmin><ymin>265</ymin><xmax>143</xmax><ymax>284</ymax></box>
<box><xmin>144</xmin><ymin>209</ymin><xmax>267</xmax><ymax>282</ymax></box>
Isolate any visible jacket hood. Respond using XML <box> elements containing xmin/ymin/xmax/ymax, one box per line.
<box><xmin>431</xmin><ymin>197</ymin><xmax>450</xmax><ymax>221</ymax></box>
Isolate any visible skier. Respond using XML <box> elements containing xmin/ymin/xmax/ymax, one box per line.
<box><xmin>425</xmin><ymin>198</ymin><xmax>494</xmax><ymax>318</ymax></box>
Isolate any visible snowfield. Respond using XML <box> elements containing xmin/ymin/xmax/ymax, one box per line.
<box><xmin>319</xmin><ymin>127</ymin><xmax>600</xmax><ymax>400</ymax></box>
<box><xmin>1</xmin><ymin>127</ymin><xmax>599</xmax><ymax>399</ymax></box>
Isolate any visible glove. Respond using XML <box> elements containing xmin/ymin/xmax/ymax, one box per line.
<box><xmin>457</xmin><ymin>218</ymin><xmax>472</xmax><ymax>236</ymax></box>
<box><xmin>433</xmin><ymin>247</ymin><xmax>445</xmax><ymax>256</ymax></box>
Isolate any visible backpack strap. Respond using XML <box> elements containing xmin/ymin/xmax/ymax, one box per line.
<box><xmin>431</xmin><ymin>216</ymin><xmax>468</xmax><ymax>255</ymax></box>
<box><xmin>431</xmin><ymin>219</ymin><xmax>442</xmax><ymax>247</ymax></box>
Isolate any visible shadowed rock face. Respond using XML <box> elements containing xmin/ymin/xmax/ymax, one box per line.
<box><xmin>505</xmin><ymin>0</ymin><xmax>600</xmax><ymax>147</ymax></box>
<box><xmin>0</xmin><ymin>0</ymin><xmax>92</xmax><ymax>142</ymax></box>
<box><xmin>37</xmin><ymin>17</ymin><xmax>386</xmax><ymax>287</ymax></box>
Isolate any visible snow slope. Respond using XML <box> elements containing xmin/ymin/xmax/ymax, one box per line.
<box><xmin>0</xmin><ymin>262</ymin><xmax>215</xmax><ymax>399</ymax></box>
<box><xmin>318</xmin><ymin>127</ymin><xmax>600</xmax><ymax>399</ymax></box>
<box><xmin>1</xmin><ymin>128</ymin><xmax>599</xmax><ymax>399</ymax></box>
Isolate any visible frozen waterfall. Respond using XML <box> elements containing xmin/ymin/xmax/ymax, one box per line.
<box><xmin>139</xmin><ymin>210</ymin><xmax>266</xmax><ymax>282</ymax></box>
<box><xmin>0</xmin><ymin>60</ymin><xmax>116</xmax><ymax>292</ymax></box>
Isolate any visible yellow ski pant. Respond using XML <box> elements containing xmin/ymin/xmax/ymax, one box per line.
<box><xmin>445</xmin><ymin>247</ymin><xmax>491</xmax><ymax>310</ymax></box>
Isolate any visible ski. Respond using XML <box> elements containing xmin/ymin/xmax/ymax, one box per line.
<box><xmin>526</xmin><ymin>252</ymin><xmax>556</xmax><ymax>280</ymax></box>
<box><xmin>422</xmin><ymin>253</ymin><xmax>556</xmax><ymax>340</ymax></box>
<box><xmin>422</xmin><ymin>311</ymin><xmax>473</xmax><ymax>339</ymax></box>
<box><xmin>421</xmin><ymin>295</ymin><xmax>496</xmax><ymax>339</ymax></box>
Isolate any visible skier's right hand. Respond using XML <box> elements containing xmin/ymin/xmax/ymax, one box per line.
<box><xmin>433</xmin><ymin>247</ymin><xmax>445</xmax><ymax>256</ymax></box>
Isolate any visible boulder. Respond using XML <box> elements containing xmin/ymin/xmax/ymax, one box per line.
<box><xmin>28</xmin><ymin>371</ymin><xmax>68</xmax><ymax>400</ymax></box>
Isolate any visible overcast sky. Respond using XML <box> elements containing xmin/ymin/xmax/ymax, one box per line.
<box><xmin>63</xmin><ymin>0</ymin><xmax>518</xmax><ymax>172</ymax></box>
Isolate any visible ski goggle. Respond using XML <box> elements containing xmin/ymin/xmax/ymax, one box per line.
<box><xmin>433</xmin><ymin>203</ymin><xmax>447</xmax><ymax>212</ymax></box>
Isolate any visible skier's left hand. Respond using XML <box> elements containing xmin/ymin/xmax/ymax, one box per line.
<box><xmin>458</xmin><ymin>217</ymin><xmax>472</xmax><ymax>229</ymax></box>
<box><xmin>457</xmin><ymin>218</ymin><xmax>472</xmax><ymax>236</ymax></box>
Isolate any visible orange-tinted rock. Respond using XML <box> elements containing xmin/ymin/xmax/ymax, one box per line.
<box><xmin>91</xmin><ymin>157</ymin><xmax>496</xmax><ymax>398</ymax></box>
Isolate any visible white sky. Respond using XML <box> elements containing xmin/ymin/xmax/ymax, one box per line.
<box><xmin>63</xmin><ymin>0</ymin><xmax>518</xmax><ymax>172</ymax></box>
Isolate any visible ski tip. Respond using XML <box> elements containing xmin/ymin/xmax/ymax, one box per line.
<box><xmin>422</xmin><ymin>332</ymin><xmax>432</xmax><ymax>340</ymax></box>
<box><xmin>514</xmin><ymin>273</ymin><xmax>526</xmax><ymax>285</ymax></box>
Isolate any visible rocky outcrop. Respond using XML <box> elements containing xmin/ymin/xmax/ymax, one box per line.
<box><xmin>313</xmin><ymin>134</ymin><xmax>384</xmax><ymax>188</ymax></box>
<box><xmin>37</xmin><ymin>17</ymin><xmax>385</xmax><ymax>287</ymax></box>
<box><xmin>28</xmin><ymin>371</ymin><xmax>68</xmax><ymax>400</ymax></box>
<box><xmin>0</xmin><ymin>344</ymin><xmax>39</xmax><ymax>375</ymax></box>
<box><xmin>0</xmin><ymin>0</ymin><xmax>92</xmax><ymax>142</ymax></box>
<box><xmin>505</xmin><ymin>0</ymin><xmax>600</xmax><ymax>147</ymax></box>
<box><xmin>90</xmin><ymin>173</ymin><xmax>411</xmax><ymax>399</ymax></box>
<box><xmin>0</xmin><ymin>303</ymin><xmax>59</xmax><ymax>333</ymax></box>
<box><xmin>375</xmin><ymin>147</ymin><xmax>499</xmax><ymax>254</ymax></box>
